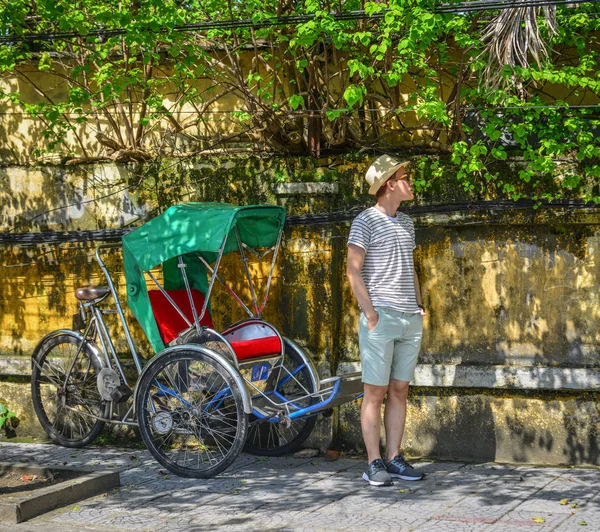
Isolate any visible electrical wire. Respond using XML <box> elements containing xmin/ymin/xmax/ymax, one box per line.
<box><xmin>0</xmin><ymin>104</ymin><xmax>598</xmax><ymax>118</ymax></box>
<box><xmin>1</xmin><ymin>199</ymin><xmax>598</xmax><ymax>249</ymax></box>
<box><xmin>435</xmin><ymin>0</ymin><xmax>599</xmax><ymax>13</ymax></box>
<box><xmin>1</xmin><ymin>2</ymin><xmax>597</xmax><ymax>44</ymax></box>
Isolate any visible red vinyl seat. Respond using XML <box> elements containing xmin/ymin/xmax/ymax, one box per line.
<box><xmin>150</xmin><ymin>290</ymin><xmax>282</xmax><ymax>360</ymax></box>
<box><xmin>227</xmin><ymin>336</ymin><xmax>282</xmax><ymax>361</ymax></box>
<box><xmin>149</xmin><ymin>289</ymin><xmax>214</xmax><ymax>345</ymax></box>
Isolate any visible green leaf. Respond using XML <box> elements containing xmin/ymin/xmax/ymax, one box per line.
<box><xmin>343</xmin><ymin>85</ymin><xmax>364</xmax><ymax>108</ymax></box>
<box><xmin>326</xmin><ymin>109</ymin><xmax>347</xmax><ymax>121</ymax></box>
<box><xmin>397</xmin><ymin>39</ymin><xmax>410</xmax><ymax>51</ymax></box>
<box><xmin>562</xmin><ymin>175</ymin><xmax>580</xmax><ymax>189</ymax></box>
<box><xmin>296</xmin><ymin>59</ymin><xmax>308</xmax><ymax>72</ymax></box>
<box><xmin>288</xmin><ymin>95</ymin><xmax>304</xmax><ymax>111</ymax></box>
<box><xmin>491</xmin><ymin>148</ymin><xmax>507</xmax><ymax>160</ymax></box>
<box><xmin>38</xmin><ymin>52</ymin><xmax>52</xmax><ymax>72</ymax></box>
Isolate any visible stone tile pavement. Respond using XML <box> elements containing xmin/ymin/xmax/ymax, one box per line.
<box><xmin>0</xmin><ymin>442</ymin><xmax>598</xmax><ymax>531</ymax></box>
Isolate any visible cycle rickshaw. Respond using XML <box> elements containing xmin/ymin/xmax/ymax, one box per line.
<box><xmin>31</xmin><ymin>202</ymin><xmax>363</xmax><ymax>478</ymax></box>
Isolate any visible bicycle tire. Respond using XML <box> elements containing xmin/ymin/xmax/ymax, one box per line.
<box><xmin>136</xmin><ymin>348</ymin><xmax>248</xmax><ymax>479</ymax></box>
<box><xmin>31</xmin><ymin>332</ymin><xmax>108</xmax><ymax>447</ymax></box>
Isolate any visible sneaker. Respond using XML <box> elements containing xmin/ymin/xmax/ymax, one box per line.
<box><xmin>362</xmin><ymin>459</ymin><xmax>393</xmax><ymax>487</ymax></box>
<box><xmin>385</xmin><ymin>455</ymin><xmax>423</xmax><ymax>481</ymax></box>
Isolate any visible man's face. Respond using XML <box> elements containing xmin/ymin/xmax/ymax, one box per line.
<box><xmin>388</xmin><ymin>167</ymin><xmax>413</xmax><ymax>201</ymax></box>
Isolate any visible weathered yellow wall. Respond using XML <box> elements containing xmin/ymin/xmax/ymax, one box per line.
<box><xmin>1</xmin><ymin>159</ymin><xmax>598</xmax><ymax>367</ymax></box>
<box><xmin>0</xmin><ymin>157</ymin><xmax>598</xmax><ymax>463</ymax></box>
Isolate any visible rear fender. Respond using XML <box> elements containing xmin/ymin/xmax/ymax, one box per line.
<box><xmin>31</xmin><ymin>329</ymin><xmax>105</xmax><ymax>371</ymax></box>
<box><xmin>282</xmin><ymin>338</ymin><xmax>320</xmax><ymax>393</ymax></box>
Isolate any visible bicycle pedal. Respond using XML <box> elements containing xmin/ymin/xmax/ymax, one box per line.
<box><xmin>110</xmin><ymin>384</ymin><xmax>133</xmax><ymax>403</ymax></box>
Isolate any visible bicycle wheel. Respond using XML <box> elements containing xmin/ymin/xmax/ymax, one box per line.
<box><xmin>244</xmin><ymin>343</ymin><xmax>318</xmax><ymax>456</ymax></box>
<box><xmin>31</xmin><ymin>333</ymin><xmax>108</xmax><ymax>447</ymax></box>
<box><xmin>136</xmin><ymin>348</ymin><xmax>248</xmax><ymax>479</ymax></box>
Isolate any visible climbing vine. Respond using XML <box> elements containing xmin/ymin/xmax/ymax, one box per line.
<box><xmin>0</xmin><ymin>1</ymin><xmax>599</xmax><ymax>201</ymax></box>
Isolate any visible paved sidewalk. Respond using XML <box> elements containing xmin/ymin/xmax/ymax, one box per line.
<box><xmin>0</xmin><ymin>442</ymin><xmax>598</xmax><ymax>531</ymax></box>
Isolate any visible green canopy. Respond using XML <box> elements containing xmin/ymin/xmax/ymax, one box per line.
<box><xmin>122</xmin><ymin>202</ymin><xmax>287</xmax><ymax>353</ymax></box>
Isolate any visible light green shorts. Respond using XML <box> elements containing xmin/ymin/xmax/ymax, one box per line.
<box><xmin>358</xmin><ymin>307</ymin><xmax>423</xmax><ymax>386</ymax></box>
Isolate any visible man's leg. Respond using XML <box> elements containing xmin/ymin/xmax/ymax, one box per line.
<box><xmin>361</xmin><ymin>383</ymin><xmax>388</xmax><ymax>463</ymax></box>
<box><xmin>383</xmin><ymin>379</ymin><xmax>409</xmax><ymax>461</ymax></box>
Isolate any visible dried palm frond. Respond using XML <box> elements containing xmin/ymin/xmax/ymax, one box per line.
<box><xmin>481</xmin><ymin>4</ymin><xmax>557</xmax><ymax>89</ymax></box>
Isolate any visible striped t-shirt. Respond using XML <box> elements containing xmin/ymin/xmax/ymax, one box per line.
<box><xmin>348</xmin><ymin>207</ymin><xmax>419</xmax><ymax>313</ymax></box>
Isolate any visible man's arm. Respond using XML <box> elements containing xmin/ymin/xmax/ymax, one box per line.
<box><xmin>347</xmin><ymin>244</ymin><xmax>379</xmax><ymax>330</ymax></box>
<box><xmin>414</xmin><ymin>267</ymin><xmax>426</xmax><ymax>316</ymax></box>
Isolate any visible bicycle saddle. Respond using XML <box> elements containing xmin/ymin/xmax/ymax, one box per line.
<box><xmin>75</xmin><ymin>285</ymin><xmax>110</xmax><ymax>301</ymax></box>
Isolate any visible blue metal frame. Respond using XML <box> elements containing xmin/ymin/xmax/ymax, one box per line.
<box><xmin>152</xmin><ymin>378</ymin><xmax>365</xmax><ymax>423</ymax></box>
<box><xmin>250</xmin><ymin>381</ymin><xmax>364</xmax><ymax>422</ymax></box>
<box><xmin>274</xmin><ymin>363</ymin><xmax>306</xmax><ymax>389</ymax></box>
<box><xmin>154</xmin><ymin>381</ymin><xmax>192</xmax><ymax>408</ymax></box>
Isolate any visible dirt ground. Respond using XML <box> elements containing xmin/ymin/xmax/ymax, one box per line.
<box><xmin>0</xmin><ymin>469</ymin><xmax>81</xmax><ymax>500</ymax></box>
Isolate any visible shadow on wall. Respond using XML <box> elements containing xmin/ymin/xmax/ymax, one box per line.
<box><xmin>411</xmin><ymin>384</ymin><xmax>600</xmax><ymax>466</ymax></box>
<box><xmin>411</xmin><ymin>389</ymin><xmax>499</xmax><ymax>463</ymax></box>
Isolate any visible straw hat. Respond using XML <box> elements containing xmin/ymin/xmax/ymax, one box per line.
<box><xmin>365</xmin><ymin>155</ymin><xmax>410</xmax><ymax>195</ymax></box>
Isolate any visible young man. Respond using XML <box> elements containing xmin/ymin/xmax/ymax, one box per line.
<box><xmin>347</xmin><ymin>155</ymin><xmax>425</xmax><ymax>487</ymax></box>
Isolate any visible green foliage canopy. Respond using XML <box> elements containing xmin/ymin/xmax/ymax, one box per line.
<box><xmin>0</xmin><ymin>1</ymin><xmax>599</xmax><ymax>201</ymax></box>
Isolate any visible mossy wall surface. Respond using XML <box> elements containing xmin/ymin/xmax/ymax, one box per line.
<box><xmin>1</xmin><ymin>155</ymin><xmax>598</xmax><ymax>463</ymax></box>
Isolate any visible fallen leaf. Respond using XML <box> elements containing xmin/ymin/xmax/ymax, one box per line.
<box><xmin>72</xmin><ymin>506</ymin><xmax>81</xmax><ymax>511</ymax></box>
<box><xmin>398</xmin><ymin>489</ymin><xmax>410</xmax><ymax>493</ymax></box>
<box><xmin>579</xmin><ymin>520</ymin><xmax>587</xmax><ymax>526</ymax></box>
<box><xmin>560</xmin><ymin>499</ymin><xmax>569</xmax><ymax>505</ymax></box>
<box><xmin>20</xmin><ymin>475</ymin><xmax>34</xmax><ymax>482</ymax></box>
<box><xmin>532</xmin><ymin>517</ymin><xmax>545</xmax><ymax>523</ymax></box>
<box><xmin>571</xmin><ymin>503</ymin><xmax>579</xmax><ymax>509</ymax></box>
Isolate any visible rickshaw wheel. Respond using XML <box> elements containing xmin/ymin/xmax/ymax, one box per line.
<box><xmin>31</xmin><ymin>333</ymin><xmax>109</xmax><ymax>448</ymax></box>
<box><xmin>136</xmin><ymin>348</ymin><xmax>248</xmax><ymax>479</ymax></box>
<box><xmin>244</xmin><ymin>343</ymin><xmax>318</xmax><ymax>457</ymax></box>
